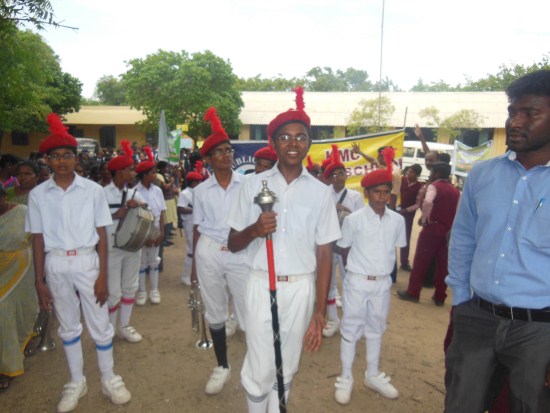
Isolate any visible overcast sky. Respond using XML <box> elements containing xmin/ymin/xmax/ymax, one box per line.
<box><xmin>39</xmin><ymin>0</ymin><xmax>550</xmax><ymax>98</ymax></box>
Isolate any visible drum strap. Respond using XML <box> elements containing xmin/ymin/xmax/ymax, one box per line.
<box><xmin>337</xmin><ymin>189</ymin><xmax>347</xmax><ymax>204</ymax></box>
<box><xmin>115</xmin><ymin>189</ymin><xmax>129</xmax><ymax>232</ymax></box>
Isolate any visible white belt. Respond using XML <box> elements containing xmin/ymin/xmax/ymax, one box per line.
<box><xmin>251</xmin><ymin>270</ymin><xmax>311</xmax><ymax>283</ymax></box>
<box><xmin>48</xmin><ymin>247</ymin><xmax>96</xmax><ymax>257</ymax></box>
<box><xmin>201</xmin><ymin>235</ymin><xmax>229</xmax><ymax>251</ymax></box>
<box><xmin>348</xmin><ymin>271</ymin><xmax>389</xmax><ymax>281</ymax></box>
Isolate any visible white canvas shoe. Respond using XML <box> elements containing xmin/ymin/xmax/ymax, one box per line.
<box><xmin>149</xmin><ymin>290</ymin><xmax>161</xmax><ymax>304</ymax></box>
<box><xmin>334</xmin><ymin>376</ymin><xmax>353</xmax><ymax>405</ymax></box>
<box><xmin>101</xmin><ymin>375</ymin><xmax>131</xmax><ymax>405</ymax></box>
<box><xmin>364</xmin><ymin>372</ymin><xmax>399</xmax><ymax>399</ymax></box>
<box><xmin>135</xmin><ymin>291</ymin><xmax>147</xmax><ymax>306</ymax></box>
<box><xmin>205</xmin><ymin>366</ymin><xmax>231</xmax><ymax>395</ymax></box>
<box><xmin>118</xmin><ymin>325</ymin><xmax>142</xmax><ymax>343</ymax></box>
<box><xmin>322</xmin><ymin>319</ymin><xmax>340</xmax><ymax>337</ymax></box>
<box><xmin>57</xmin><ymin>378</ymin><xmax>87</xmax><ymax>413</ymax></box>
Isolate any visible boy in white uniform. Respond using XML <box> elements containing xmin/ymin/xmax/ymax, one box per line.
<box><xmin>322</xmin><ymin>145</ymin><xmax>365</xmax><ymax>337</ymax></box>
<box><xmin>191</xmin><ymin>107</ymin><xmax>248</xmax><ymax>395</ymax></box>
<box><xmin>26</xmin><ymin>114</ymin><xmax>131</xmax><ymax>412</ymax></box>
<box><xmin>134</xmin><ymin>147</ymin><xmax>166</xmax><ymax>305</ymax></box>
<box><xmin>177</xmin><ymin>161</ymin><xmax>205</xmax><ymax>286</ymax></box>
<box><xmin>333</xmin><ymin>149</ymin><xmax>406</xmax><ymax>405</ymax></box>
<box><xmin>227</xmin><ymin>87</ymin><xmax>341</xmax><ymax>413</ymax></box>
<box><xmin>104</xmin><ymin>141</ymin><xmax>146</xmax><ymax>342</ymax></box>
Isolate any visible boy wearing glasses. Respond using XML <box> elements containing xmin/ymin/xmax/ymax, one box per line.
<box><xmin>227</xmin><ymin>87</ymin><xmax>341</xmax><ymax>412</ymax></box>
<box><xmin>190</xmin><ymin>107</ymin><xmax>247</xmax><ymax>395</ymax></box>
<box><xmin>322</xmin><ymin>145</ymin><xmax>365</xmax><ymax>338</ymax></box>
<box><xmin>26</xmin><ymin>114</ymin><xmax>131</xmax><ymax>412</ymax></box>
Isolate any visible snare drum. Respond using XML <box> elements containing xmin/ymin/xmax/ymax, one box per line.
<box><xmin>114</xmin><ymin>206</ymin><xmax>155</xmax><ymax>252</ymax></box>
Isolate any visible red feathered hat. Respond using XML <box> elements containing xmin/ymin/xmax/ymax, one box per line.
<box><xmin>108</xmin><ymin>140</ymin><xmax>135</xmax><ymax>171</ymax></box>
<box><xmin>186</xmin><ymin>160</ymin><xmax>206</xmax><ymax>182</ymax></box>
<box><xmin>305</xmin><ymin>155</ymin><xmax>320</xmax><ymax>172</ymax></box>
<box><xmin>320</xmin><ymin>156</ymin><xmax>332</xmax><ymax>172</ymax></box>
<box><xmin>253</xmin><ymin>138</ymin><xmax>278</xmax><ymax>163</ymax></box>
<box><xmin>266</xmin><ymin>86</ymin><xmax>311</xmax><ymax>140</ymax></box>
<box><xmin>135</xmin><ymin>146</ymin><xmax>156</xmax><ymax>174</ymax></box>
<box><xmin>361</xmin><ymin>147</ymin><xmax>395</xmax><ymax>188</ymax></box>
<box><xmin>39</xmin><ymin>113</ymin><xmax>78</xmax><ymax>154</ymax></box>
<box><xmin>323</xmin><ymin>144</ymin><xmax>346</xmax><ymax>180</ymax></box>
<box><xmin>200</xmin><ymin>107</ymin><xmax>230</xmax><ymax>157</ymax></box>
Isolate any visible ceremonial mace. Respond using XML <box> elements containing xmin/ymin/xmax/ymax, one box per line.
<box><xmin>254</xmin><ymin>180</ymin><xmax>286</xmax><ymax>413</ymax></box>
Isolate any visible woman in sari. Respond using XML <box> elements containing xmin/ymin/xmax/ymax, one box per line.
<box><xmin>9</xmin><ymin>160</ymin><xmax>39</xmax><ymax>205</ymax></box>
<box><xmin>0</xmin><ymin>183</ymin><xmax>38</xmax><ymax>391</ymax></box>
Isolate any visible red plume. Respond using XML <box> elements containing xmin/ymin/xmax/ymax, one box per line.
<box><xmin>195</xmin><ymin>160</ymin><xmax>203</xmax><ymax>174</ymax></box>
<box><xmin>382</xmin><ymin>146</ymin><xmax>395</xmax><ymax>175</ymax></box>
<box><xmin>46</xmin><ymin>113</ymin><xmax>69</xmax><ymax>136</ymax></box>
<box><xmin>204</xmin><ymin>107</ymin><xmax>226</xmax><ymax>135</ymax></box>
<box><xmin>331</xmin><ymin>144</ymin><xmax>341</xmax><ymax>164</ymax></box>
<box><xmin>306</xmin><ymin>155</ymin><xmax>314</xmax><ymax>170</ymax></box>
<box><xmin>143</xmin><ymin>146</ymin><xmax>154</xmax><ymax>162</ymax></box>
<box><xmin>120</xmin><ymin>140</ymin><xmax>133</xmax><ymax>160</ymax></box>
<box><xmin>293</xmin><ymin>86</ymin><xmax>305</xmax><ymax>111</ymax></box>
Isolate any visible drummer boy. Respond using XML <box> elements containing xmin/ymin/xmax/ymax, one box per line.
<box><xmin>104</xmin><ymin>141</ymin><xmax>146</xmax><ymax>343</ymax></box>
<box><xmin>26</xmin><ymin>114</ymin><xmax>131</xmax><ymax>412</ymax></box>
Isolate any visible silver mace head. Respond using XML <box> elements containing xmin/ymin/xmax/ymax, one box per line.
<box><xmin>254</xmin><ymin>180</ymin><xmax>278</xmax><ymax>213</ymax></box>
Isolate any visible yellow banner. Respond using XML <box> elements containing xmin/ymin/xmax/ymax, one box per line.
<box><xmin>308</xmin><ymin>130</ymin><xmax>405</xmax><ymax>194</ymax></box>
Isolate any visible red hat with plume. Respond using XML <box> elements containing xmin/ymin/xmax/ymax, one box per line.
<box><xmin>135</xmin><ymin>146</ymin><xmax>156</xmax><ymax>173</ymax></box>
<box><xmin>323</xmin><ymin>144</ymin><xmax>346</xmax><ymax>180</ymax></box>
<box><xmin>186</xmin><ymin>160</ymin><xmax>206</xmax><ymax>182</ymax></box>
<box><xmin>200</xmin><ymin>107</ymin><xmax>230</xmax><ymax>157</ymax></box>
<box><xmin>361</xmin><ymin>147</ymin><xmax>395</xmax><ymax>188</ymax></box>
<box><xmin>107</xmin><ymin>140</ymin><xmax>135</xmax><ymax>171</ymax></box>
<box><xmin>39</xmin><ymin>113</ymin><xmax>78</xmax><ymax>154</ymax></box>
<box><xmin>266</xmin><ymin>86</ymin><xmax>311</xmax><ymax>139</ymax></box>
<box><xmin>253</xmin><ymin>137</ymin><xmax>278</xmax><ymax>163</ymax></box>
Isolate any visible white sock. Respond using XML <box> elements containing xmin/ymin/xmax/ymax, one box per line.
<box><xmin>63</xmin><ymin>337</ymin><xmax>84</xmax><ymax>383</ymax></box>
<box><xmin>246</xmin><ymin>392</ymin><xmax>269</xmax><ymax>413</ymax></box>
<box><xmin>108</xmin><ymin>307</ymin><xmax>118</xmax><ymax>330</ymax></box>
<box><xmin>327</xmin><ymin>303</ymin><xmax>338</xmax><ymax>321</ymax></box>
<box><xmin>340</xmin><ymin>337</ymin><xmax>356</xmax><ymax>379</ymax></box>
<box><xmin>366</xmin><ymin>337</ymin><xmax>382</xmax><ymax>377</ymax></box>
<box><xmin>149</xmin><ymin>263</ymin><xmax>159</xmax><ymax>291</ymax></box>
<box><xmin>267</xmin><ymin>384</ymin><xmax>290</xmax><ymax>413</ymax></box>
<box><xmin>119</xmin><ymin>296</ymin><xmax>135</xmax><ymax>328</ymax></box>
<box><xmin>96</xmin><ymin>341</ymin><xmax>114</xmax><ymax>382</ymax></box>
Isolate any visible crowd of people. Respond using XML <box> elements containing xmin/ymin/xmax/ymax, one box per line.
<box><xmin>1</xmin><ymin>69</ymin><xmax>550</xmax><ymax>412</ymax></box>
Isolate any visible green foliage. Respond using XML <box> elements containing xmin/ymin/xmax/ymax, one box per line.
<box><xmin>347</xmin><ymin>96</ymin><xmax>395</xmax><ymax>135</ymax></box>
<box><xmin>235</xmin><ymin>75</ymin><xmax>300</xmax><ymax>91</ymax></box>
<box><xmin>0</xmin><ymin>0</ymin><xmax>74</xmax><ymax>32</ymax></box>
<box><xmin>411</xmin><ymin>79</ymin><xmax>458</xmax><ymax>92</ymax></box>
<box><xmin>95</xmin><ymin>75</ymin><xmax>127</xmax><ymax>105</ymax></box>
<box><xmin>122</xmin><ymin>50</ymin><xmax>243</xmax><ymax>140</ymax></box>
<box><xmin>418</xmin><ymin>107</ymin><xmax>484</xmax><ymax>143</ymax></box>
<box><xmin>0</xmin><ymin>28</ymin><xmax>81</xmax><ymax>133</ymax></box>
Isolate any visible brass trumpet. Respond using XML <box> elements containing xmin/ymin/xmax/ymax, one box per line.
<box><xmin>188</xmin><ymin>282</ymin><xmax>212</xmax><ymax>350</ymax></box>
<box><xmin>24</xmin><ymin>309</ymin><xmax>56</xmax><ymax>357</ymax></box>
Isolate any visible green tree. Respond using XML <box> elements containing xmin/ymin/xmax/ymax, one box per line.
<box><xmin>95</xmin><ymin>75</ymin><xmax>127</xmax><ymax>105</ymax></box>
<box><xmin>418</xmin><ymin>107</ymin><xmax>484</xmax><ymax>143</ymax></box>
<box><xmin>305</xmin><ymin>66</ymin><xmax>349</xmax><ymax>91</ymax></box>
<box><xmin>0</xmin><ymin>0</ymin><xmax>75</xmax><ymax>32</ymax></box>
<box><xmin>411</xmin><ymin>79</ymin><xmax>457</xmax><ymax>92</ymax></box>
<box><xmin>347</xmin><ymin>96</ymin><xmax>395</xmax><ymax>135</ymax></box>
<box><xmin>235</xmin><ymin>75</ymin><xmax>301</xmax><ymax>91</ymax></box>
<box><xmin>0</xmin><ymin>28</ymin><xmax>81</xmax><ymax>133</ymax></box>
<box><xmin>122</xmin><ymin>49</ymin><xmax>243</xmax><ymax>140</ymax></box>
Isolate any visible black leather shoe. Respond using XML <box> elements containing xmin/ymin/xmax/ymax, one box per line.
<box><xmin>432</xmin><ymin>296</ymin><xmax>445</xmax><ymax>307</ymax></box>
<box><xmin>400</xmin><ymin>264</ymin><xmax>412</xmax><ymax>271</ymax></box>
<box><xmin>396</xmin><ymin>290</ymin><xmax>419</xmax><ymax>303</ymax></box>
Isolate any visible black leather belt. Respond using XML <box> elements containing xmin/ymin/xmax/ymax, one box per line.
<box><xmin>477</xmin><ymin>298</ymin><xmax>550</xmax><ymax>322</ymax></box>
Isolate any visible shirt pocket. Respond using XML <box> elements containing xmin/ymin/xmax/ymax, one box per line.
<box><xmin>523</xmin><ymin>206</ymin><xmax>550</xmax><ymax>252</ymax></box>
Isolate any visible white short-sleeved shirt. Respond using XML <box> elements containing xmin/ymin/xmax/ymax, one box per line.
<box><xmin>227</xmin><ymin>165</ymin><xmax>341</xmax><ymax>275</ymax></box>
<box><xmin>25</xmin><ymin>173</ymin><xmax>112</xmax><ymax>251</ymax></box>
<box><xmin>331</xmin><ymin>186</ymin><xmax>365</xmax><ymax>212</ymax></box>
<box><xmin>135</xmin><ymin>182</ymin><xmax>166</xmax><ymax>227</ymax></box>
<box><xmin>193</xmin><ymin>172</ymin><xmax>243</xmax><ymax>245</ymax></box>
<box><xmin>337</xmin><ymin>205</ymin><xmax>406</xmax><ymax>275</ymax></box>
<box><xmin>103</xmin><ymin>183</ymin><xmax>146</xmax><ymax>240</ymax></box>
<box><xmin>177</xmin><ymin>187</ymin><xmax>193</xmax><ymax>209</ymax></box>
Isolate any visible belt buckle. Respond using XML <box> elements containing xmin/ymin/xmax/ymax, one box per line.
<box><xmin>277</xmin><ymin>276</ymin><xmax>288</xmax><ymax>282</ymax></box>
<box><xmin>67</xmin><ymin>250</ymin><xmax>77</xmax><ymax>256</ymax></box>
<box><xmin>367</xmin><ymin>275</ymin><xmax>376</xmax><ymax>281</ymax></box>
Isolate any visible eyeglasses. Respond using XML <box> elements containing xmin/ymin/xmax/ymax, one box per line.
<box><xmin>48</xmin><ymin>153</ymin><xmax>76</xmax><ymax>161</ymax></box>
<box><xmin>211</xmin><ymin>148</ymin><xmax>234</xmax><ymax>157</ymax></box>
<box><xmin>331</xmin><ymin>171</ymin><xmax>346</xmax><ymax>178</ymax></box>
<box><xmin>274</xmin><ymin>133</ymin><xmax>310</xmax><ymax>143</ymax></box>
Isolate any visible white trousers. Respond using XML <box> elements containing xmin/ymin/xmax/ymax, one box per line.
<box><xmin>328</xmin><ymin>252</ymin><xmax>345</xmax><ymax>301</ymax></box>
<box><xmin>45</xmin><ymin>251</ymin><xmax>114</xmax><ymax>344</ymax></box>
<box><xmin>241</xmin><ymin>270</ymin><xmax>315</xmax><ymax>397</ymax></box>
<box><xmin>195</xmin><ymin>235</ymin><xmax>248</xmax><ymax>327</ymax></box>
<box><xmin>107</xmin><ymin>247</ymin><xmax>141</xmax><ymax>309</ymax></box>
<box><xmin>340</xmin><ymin>272</ymin><xmax>391</xmax><ymax>341</ymax></box>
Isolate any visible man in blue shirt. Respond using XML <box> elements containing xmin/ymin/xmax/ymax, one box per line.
<box><xmin>445</xmin><ymin>70</ymin><xmax>550</xmax><ymax>412</ymax></box>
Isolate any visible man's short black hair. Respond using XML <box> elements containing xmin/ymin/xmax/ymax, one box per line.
<box><xmin>0</xmin><ymin>154</ymin><xmax>23</xmax><ymax>168</ymax></box>
<box><xmin>438</xmin><ymin>152</ymin><xmax>451</xmax><ymax>164</ymax></box>
<box><xmin>431</xmin><ymin>162</ymin><xmax>451</xmax><ymax>180</ymax></box>
<box><xmin>506</xmin><ymin>70</ymin><xmax>550</xmax><ymax>102</ymax></box>
<box><xmin>409</xmin><ymin>163</ymin><xmax>422</xmax><ymax>176</ymax></box>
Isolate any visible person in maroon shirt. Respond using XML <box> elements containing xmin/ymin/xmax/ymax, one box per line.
<box><xmin>398</xmin><ymin>164</ymin><xmax>423</xmax><ymax>271</ymax></box>
<box><xmin>397</xmin><ymin>162</ymin><xmax>460</xmax><ymax>305</ymax></box>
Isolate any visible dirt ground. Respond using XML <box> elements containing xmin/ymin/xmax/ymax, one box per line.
<box><xmin>3</xmin><ymin>220</ymin><xmax>451</xmax><ymax>413</ymax></box>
